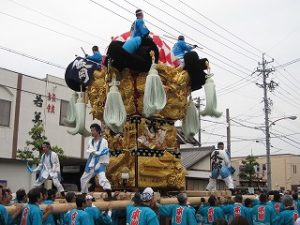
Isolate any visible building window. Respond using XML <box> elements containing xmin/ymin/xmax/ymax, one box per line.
<box><xmin>292</xmin><ymin>165</ymin><xmax>297</xmax><ymax>174</ymax></box>
<box><xmin>0</xmin><ymin>99</ymin><xmax>11</xmax><ymax>127</ymax></box>
<box><xmin>59</xmin><ymin>100</ymin><xmax>75</xmax><ymax>127</ymax></box>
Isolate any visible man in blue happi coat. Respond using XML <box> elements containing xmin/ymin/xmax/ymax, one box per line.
<box><xmin>86</xmin><ymin>46</ymin><xmax>102</xmax><ymax>63</ymax></box>
<box><xmin>64</xmin><ymin>195</ymin><xmax>92</xmax><ymax>225</ymax></box>
<box><xmin>268</xmin><ymin>191</ymin><xmax>284</xmax><ymax>215</ymax></box>
<box><xmin>272</xmin><ymin>195</ymin><xmax>299</xmax><ymax>225</ymax></box>
<box><xmin>197</xmin><ymin>195</ymin><xmax>225</xmax><ymax>225</ymax></box>
<box><xmin>122</xmin><ymin>9</ymin><xmax>150</xmax><ymax>55</ymax></box>
<box><xmin>159</xmin><ymin>192</ymin><xmax>197</xmax><ymax>225</ymax></box>
<box><xmin>126</xmin><ymin>187</ymin><xmax>159</xmax><ymax>225</ymax></box>
<box><xmin>19</xmin><ymin>188</ymin><xmax>44</xmax><ymax>225</ymax></box>
<box><xmin>251</xmin><ymin>193</ymin><xmax>277</xmax><ymax>225</ymax></box>
<box><xmin>221</xmin><ymin>194</ymin><xmax>252</xmax><ymax>225</ymax></box>
<box><xmin>172</xmin><ymin>35</ymin><xmax>197</xmax><ymax>59</ymax></box>
<box><xmin>84</xmin><ymin>194</ymin><xmax>112</xmax><ymax>225</ymax></box>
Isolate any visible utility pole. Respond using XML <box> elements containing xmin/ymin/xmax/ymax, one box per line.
<box><xmin>226</xmin><ymin>108</ymin><xmax>231</xmax><ymax>155</ymax></box>
<box><xmin>255</xmin><ymin>53</ymin><xmax>275</xmax><ymax>191</ymax></box>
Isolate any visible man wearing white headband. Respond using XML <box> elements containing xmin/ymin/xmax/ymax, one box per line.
<box><xmin>126</xmin><ymin>187</ymin><xmax>159</xmax><ymax>225</ymax></box>
<box><xmin>123</xmin><ymin>9</ymin><xmax>151</xmax><ymax>55</ymax></box>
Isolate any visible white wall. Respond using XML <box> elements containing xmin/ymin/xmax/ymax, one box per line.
<box><xmin>0</xmin><ymin>69</ymin><xmax>18</xmax><ymax>158</ymax></box>
<box><xmin>0</xmin><ymin>69</ymin><xmax>96</xmax><ymax>160</ymax></box>
<box><xmin>0</xmin><ymin>160</ymin><xmax>35</xmax><ymax>192</ymax></box>
<box><xmin>190</xmin><ymin>155</ymin><xmax>211</xmax><ymax>171</ymax></box>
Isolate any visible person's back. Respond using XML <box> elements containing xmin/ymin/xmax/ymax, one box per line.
<box><xmin>292</xmin><ymin>193</ymin><xmax>300</xmax><ymax>214</ymax></box>
<box><xmin>64</xmin><ymin>208</ymin><xmax>91</xmax><ymax>225</ymax></box>
<box><xmin>272</xmin><ymin>195</ymin><xmax>299</xmax><ymax>225</ymax></box>
<box><xmin>199</xmin><ymin>205</ymin><xmax>225</xmax><ymax>225</ymax></box>
<box><xmin>64</xmin><ymin>194</ymin><xmax>92</xmax><ymax>225</ymax></box>
<box><xmin>222</xmin><ymin>203</ymin><xmax>252</xmax><ymax>224</ymax></box>
<box><xmin>0</xmin><ymin>204</ymin><xmax>10</xmax><ymax>225</ymax></box>
<box><xmin>159</xmin><ymin>204</ymin><xmax>197</xmax><ymax>225</ymax></box>
<box><xmin>20</xmin><ymin>188</ymin><xmax>43</xmax><ymax>225</ymax></box>
<box><xmin>251</xmin><ymin>194</ymin><xmax>276</xmax><ymax>225</ymax></box>
<box><xmin>85</xmin><ymin>206</ymin><xmax>112</xmax><ymax>225</ymax></box>
<box><xmin>268</xmin><ymin>200</ymin><xmax>283</xmax><ymax>215</ymax></box>
<box><xmin>159</xmin><ymin>193</ymin><xmax>197</xmax><ymax>225</ymax></box>
<box><xmin>268</xmin><ymin>191</ymin><xmax>283</xmax><ymax>215</ymax></box>
<box><xmin>273</xmin><ymin>209</ymin><xmax>299</xmax><ymax>225</ymax></box>
<box><xmin>20</xmin><ymin>203</ymin><xmax>43</xmax><ymax>225</ymax></box>
<box><xmin>199</xmin><ymin>195</ymin><xmax>225</xmax><ymax>225</ymax></box>
<box><xmin>126</xmin><ymin>204</ymin><xmax>159</xmax><ymax>225</ymax></box>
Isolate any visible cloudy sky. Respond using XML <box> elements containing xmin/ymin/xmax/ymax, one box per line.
<box><xmin>1</xmin><ymin>0</ymin><xmax>299</xmax><ymax>157</ymax></box>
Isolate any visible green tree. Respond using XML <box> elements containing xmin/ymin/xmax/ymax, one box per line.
<box><xmin>17</xmin><ymin>121</ymin><xmax>65</xmax><ymax>165</ymax></box>
<box><xmin>239</xmin><ymin>155</ymin><xmax>259</xmax><ymax>187</ymax></box>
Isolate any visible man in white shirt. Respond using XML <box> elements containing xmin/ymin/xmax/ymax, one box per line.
<box><xmin>80</xmin><ymin>123</ymin><xmax>113</xmax><ymax>200</ymax></box>
<box><xmin>32</xmin><ymin>141</ymin><xmax>65</xmax><ymax>196</ymax></box>
<box><xmin>206</xmin><ymin>142</ymin><xmax>235</xmax><ymax>191</ymax></box>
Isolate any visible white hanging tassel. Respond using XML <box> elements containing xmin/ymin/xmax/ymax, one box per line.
<box><xmin>143</xmin><ymin>51</ymin><xmax>167</xmax><ymax>118</ymax></box>
<box><xmin>200</xmin><ymin>77</ymin><xmax>222</xmax><ymax>118</ymax></box>
<box><xmin>67</xmin><ymin>92</ymin><xmax>91</xmax><ymax>137</ymax></box>
<box><xmin>63</xmin><ymin>92</ymin><xmax>78</xmax><ymax>126</ymax></box>
<box><xmin>103</xmin><ymin>73</ymin><xmax>127</xmax><ymax>133</ymax></box>
<box><xmin>182</xmin><ymin>98</ymin><xmax>200</xmax><ymax>140</ymax></box>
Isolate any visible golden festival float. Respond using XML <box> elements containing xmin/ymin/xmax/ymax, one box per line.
<box><xmin>64</xmin><ymin>32</ymin><xmax>222</xmax><ymax>190</ymax></box>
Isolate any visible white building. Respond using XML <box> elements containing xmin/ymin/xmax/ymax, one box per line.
<box><xmin>0</xmin><ymin>67</ymin><xmax>96</xmax><ymax>192</ymax></box>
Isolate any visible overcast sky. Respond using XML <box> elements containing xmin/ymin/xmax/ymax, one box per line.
<box><xmin>1</xmin><ymin>0</ymin><xmax>299</xmax><ymax>157</ymax></box>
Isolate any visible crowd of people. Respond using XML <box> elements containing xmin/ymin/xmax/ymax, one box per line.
<box><xmin>1</xmin><ymin>184</ymin><xmax>300</xmax><ymax>225</ymax></box>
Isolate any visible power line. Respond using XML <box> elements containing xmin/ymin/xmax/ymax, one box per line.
<box><xmin>7</xmin><ymin>0</ymin><xmax>110</xmax><ymax>44</ymax></box>
<box><xmin>176</xmin><ymin>0</ymin><xmax>263</xmax><ymax>54</ymax></box>
<box><xmin>142</xmin><ymin>0</ymin><xmax>258</xmax><ymax>62</ymax></box>
<box><xmin>271</xmin><ymin>91</ymin><xmax>300</xmax><ymax>111</ymax></box>
<box><xmin>0</xmin><ymin>11</ymin><xmax>106</xmax><ymax>50</ymax></box>
<box><xmin>158</xmin><ymin>0</ymin><xmax>259</xmax><ymax>61</ymax></box>
<box><xmin>274</xmin><ymin>57</ymin><xmax>300</xmax><ymax>69</ymax></box>
<box><xmin>0</xmin><ymin>45</ymin><xmax>66</xmax><ymax>70</ymax></box>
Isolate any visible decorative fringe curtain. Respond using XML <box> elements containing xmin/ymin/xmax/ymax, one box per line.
<box><xmin>63</xmin><ymin>92</ymin><xmax>78</xmax><ymax>126</ymax></box>
<box><xmin>67</xmin><ymin>92</ymin><xmax>91</xmax><ymax>137</ymax></box>
<box><xmin>143</xmin><ymin>52</ymin><xmax>167</xmax><ymax>118</ymax></box>
<box><xmin>182</xmin><ymin>98</ymin><xmax>200</xmax><ymax>140</ymax></box>
<box><xmin>200</xmin><ymin>77</ymin><xmax>222</xmax><ymax>118</ymax></box>
<box><xmin>103</xmin><ymin>76</ymin><xmax>127</xmax><ymax>134</ymax></box>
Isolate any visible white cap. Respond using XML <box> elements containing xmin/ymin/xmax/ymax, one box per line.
<box><xmin>141</xmin><ymin>187</ymin><xmax>154</xmax><ymax>202</ymax></box>
<box><xmin>295</xmin><ymin>218</ymin><xmax>300</xmax><ymax>225</ymax></box>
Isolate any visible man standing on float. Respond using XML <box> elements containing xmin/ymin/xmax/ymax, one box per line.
<box><xmin>80</xmin><ymin>123</ymin><xmax>113</xmax><ymax>200</ymax></box>
<box><xmin>31</xmin><ymin>141</ymin><xmax>65</xmax><ymax>196</ymax></box>
<box><xmin>206</xmin><ymin>142</ymin><xmax>235</xmax><ymax>191</ymax></box>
